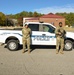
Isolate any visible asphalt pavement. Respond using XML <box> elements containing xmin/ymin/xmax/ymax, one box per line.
<box><xmin>0</xmin><ymin>45</ymin><xmax>74</xmax><ymax>75</ymax></box>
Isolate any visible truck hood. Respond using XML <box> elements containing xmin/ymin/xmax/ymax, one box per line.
<box><xmin>66</xmin><ymin>31</ymin><xmax>74</xmax><ymax>39</ymax></box>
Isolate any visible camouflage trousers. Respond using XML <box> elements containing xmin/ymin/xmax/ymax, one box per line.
<box><xmin>56</xmin><ymin>37</ymin><xmax>64</xmax><ymax>52</ymax></box>
<box><xmin>22</xmin><ymin>37</ymin><xmax>30</xmax><ymax>52</ymax></box>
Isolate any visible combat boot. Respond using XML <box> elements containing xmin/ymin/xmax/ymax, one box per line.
<box><xmin>56</xmin><ymin>50</ymin><xmax>59</xmax><ymax>54</ymax></box>
<box><xmin>22</xmin><ymin>50</ymin><xmax>26</xmax><ymax>53</ymax></box>
<box><xmin>56</xmin><ymin>52</ymin><xmax>59</xmax><ymax>54</ymax></box>
<box><xmin>60</xmin><ymin>51</ymin><xmax>64</xmax><ymax>54</ymax></box>
<box><xmin>28</xmin><ymin>50</ymin><xmax>31</xmax><ymax>54</ymax></box>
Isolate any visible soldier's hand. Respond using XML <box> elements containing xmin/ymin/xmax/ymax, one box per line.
<box><xmin>58</xmin><ymin>32</ymin><xmax>61</xmax><ymax>35</ymax></box>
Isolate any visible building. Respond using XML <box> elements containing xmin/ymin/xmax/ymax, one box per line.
<box><xmin>40</xmin><ymin>13</ymin><xmax>65</xmax><ymax>26</ymax></box>
<box><xmin>23</xmin><ymin>17</ymin><xmax>39</xmax><ymax>25</ymax></box>
<box><xmin>23</xmin><ymin>13</ymin><xmax>65</xmax><ymax>27</ymax></box>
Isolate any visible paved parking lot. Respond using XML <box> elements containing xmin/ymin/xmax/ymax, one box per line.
<box><xmin>0</xmin><ymin>45</ymin><xmax>74</xmax><ymax>75</ymax></box>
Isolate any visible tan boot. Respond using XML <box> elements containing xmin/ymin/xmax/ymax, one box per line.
<box><xmin>28</xmin><ymin>50</ymin><xmax>31</xmax><ymax>54</ymax></box>
<box><xmin>60</xmin><ymin>52</ymin><xmax>64</xmax><ymax>54</ymax></box>
<box><xmin>56</xmin><ymin>50</ymin><xmax>59</xmax><ymax>54</ymax></box>
<box><xmin>22</xmin><ymin>50</ymin><xmax>26</xmax><ymax>53</ymax></box>
<box><xmin>56</xmin><ymin>52</ymin><xmax>59</xmax><ymax>54</ymax></box>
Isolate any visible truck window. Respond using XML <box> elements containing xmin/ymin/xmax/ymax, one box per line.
<box><xmin>28</xmin><ymin>24</ymin><xmax>39</xmax><ymax>31</ymax></box>
<box><xmin>43</xmin><ymin>24</ymin><xmax>55</xmax><ymax>33</ymax></box>
<box><xmin>39</xmin><ymin>24</ymin><xmax>44</xmax><ymax>31</ymax></box>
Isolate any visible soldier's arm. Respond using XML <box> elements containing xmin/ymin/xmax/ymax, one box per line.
<box><xmin>55</xmin><ymin>28</ymin><xmax>59</xmax><ymax>35</ymax></box>
<box><xmin>22</xmin><ymin>29</ymin><xmax>24</xmax><ymax>35</ymax></box>
<box><xmin>64</xmin><ymin>30</ymin><xmax>66</xmax><ymax>34</ymax></box>
<box><xmin>29</xmin><ymin>28</ymin><xmax>32</xmax><ymax>34</ymax></box>
<box><xmin>63</xmin><ymin>28</ymin><xmax>66</xmax><ymax>35</ymax></box>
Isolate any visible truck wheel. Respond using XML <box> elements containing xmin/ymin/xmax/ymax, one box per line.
<box><xmin>64</xmin><ymin>40</ymin><xmax>73</xmax><ymax>51</ymax></box>
<box><xmin>7</xmin><ymin>40</ymin><xmax>19</xmax><ymax>51</ymax></box>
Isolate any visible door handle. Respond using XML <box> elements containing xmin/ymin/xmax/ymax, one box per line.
<box><xmin>42</xmin><ymin>34</ymin><xmax>46</xmax><ymax>36</ymax></box>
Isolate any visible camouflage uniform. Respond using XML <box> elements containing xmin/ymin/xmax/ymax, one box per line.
<box><xmin>22</xmin><ymin>26</ymin><xmax>31</xmax><ymax>53</ymax></box>
<box><xmin>55</xmin><ymin>26</ymin><xmax>66</xmax><ymax>54</ymax></box>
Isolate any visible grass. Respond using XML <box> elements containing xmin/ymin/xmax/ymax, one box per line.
<box><xmin>64</xmin><ymin>27</ymin><xmax>74</xmax><ymax>32</ymax></box>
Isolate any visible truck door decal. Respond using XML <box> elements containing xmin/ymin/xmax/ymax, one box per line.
<box><xmin>32</xmin><ymin>35</ymin><xmax>56</xmax><ymax>41</ymax></box>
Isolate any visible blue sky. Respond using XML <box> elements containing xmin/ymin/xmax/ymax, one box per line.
<box><xmin>0</xmin><ymin>0</ymin><xmax>74</xmax><ymax>14</ymax></box>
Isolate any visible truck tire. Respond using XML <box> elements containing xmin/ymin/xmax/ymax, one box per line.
<box><xmin>7</xmin><ymin>40</ymin><xmax>19</xmax><ymax>51</ymax></box>
<box><xmin>64</xmin><ymin>40</ymin><xmax>73</xmax><ymax>51</ymax></box>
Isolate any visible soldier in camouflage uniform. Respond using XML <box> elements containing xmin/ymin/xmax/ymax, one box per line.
<box><xmin>22</xmin><ymin>24</ymin><xmax>31</xmax><ymax>53</ymax></box>
<box><xmin>55</xmin><ymin>22</ymin><xmax>66</xmax><ymax>54</ymax></box>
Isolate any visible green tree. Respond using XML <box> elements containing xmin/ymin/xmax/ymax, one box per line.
<box><xmin>18</xmin><ymin>17</ymin><xmax>23</xmax><ymax>26</ymax></box>
<box><xmin>33</xmin><ymin>11</ymin><xmax>39</xmax><ymax>17</ymax></box>
<box><xmin>0</xmin><ymin>12</ymin><xmax>6</xmax><ymax>26</ymax></box>
<box><xmin>28</xmin><ymin>12</ymin><xmax>33</xmax><ymax>17</ymax></box>
<box><xmin>66</xmin><ymin>13</ymin><xmax>74</xmax><ymax>26</ymax></box>
<box><xmin>65</xmin><ymin>20</ymin><xmax>71</xmax><ymax>27</ymax></box>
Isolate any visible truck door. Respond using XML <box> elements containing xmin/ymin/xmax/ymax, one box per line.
<box><xmin>28</xmin><ymin>23</ymin><xmax>56</xmax><ymax>45</ymax></box>
<box><xmin>28</xmin><ymin>23</ymin><xmax>41</xmax><ymax>45</ymax></box>
<box><xmin>40</xmin><ymin>24</ymin><xmax>56</xmax><ymax>45</ymax></box>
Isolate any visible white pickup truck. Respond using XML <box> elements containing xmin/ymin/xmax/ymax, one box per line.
<box><xmin>0</xmin><ymin>22</ymin><xmax>74</xmax><ymax>51</ymax></box>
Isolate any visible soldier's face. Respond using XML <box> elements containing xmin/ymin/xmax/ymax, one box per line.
<box><xmin>59</xmin><ymin>24</ymin><xmax>62</xmax><ymax>27</ymax></box>
<box><xmin>25</xmin><ymin>25</ymin><xmax>28</xmax><ymax>28</ymax></box>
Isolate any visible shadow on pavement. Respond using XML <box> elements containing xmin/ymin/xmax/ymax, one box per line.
<box><xmin>30</xmin><ymin>45</ymin><xmax>56</xmax><ymax>52</ymax></box>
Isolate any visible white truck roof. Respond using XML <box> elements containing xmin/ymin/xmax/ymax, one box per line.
<box><xmin>24</xmin><ymin>22</ymin><xmax>56</xmax><ymax>28</ymax></box>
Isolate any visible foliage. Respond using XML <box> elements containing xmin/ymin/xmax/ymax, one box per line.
<box><xmin>8</xmin><ymin>11</ymin><xmax>43</xmax><ymax>19</ymax></box>
<box><xmin>18</xmin><ymin>17</ymin><xmax>23</xmax><ymax>26</ymax></box>
<box><xmin>0</xmin><ymin>12</ymin><xmax>6</xmax><ymax>26</ymax></box>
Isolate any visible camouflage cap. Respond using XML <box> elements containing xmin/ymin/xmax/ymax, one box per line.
<box><xmin>25</xmin><ymin>24</ymin><xmax>28</xmax><ymax>26</ymax></box>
